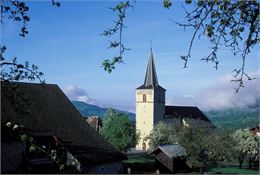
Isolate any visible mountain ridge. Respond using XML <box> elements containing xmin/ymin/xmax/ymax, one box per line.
<box><xmin>72</xmin><ymin>100</ymin><xmax>259</xmax><ymax>131</ymax></box>
<box><xmin>72</xmin><ymin>101</ymin><xmax>135</xmax><ymax>121</ymax></box>
<box><xmin>204</xmin><ymin>100</ymin><xmax>259</xmax><ymax>131</ymax></box>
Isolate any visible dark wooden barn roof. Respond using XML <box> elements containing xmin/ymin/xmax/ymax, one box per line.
<box><xmin>165</xmin><ymin>106</ymin><xmax>211</xmax><ymax>122</ymax></box>
<box><xmin>1</xmin><ymin>81</ymin><xmax>126</xmax><ymax>163</ymax></box>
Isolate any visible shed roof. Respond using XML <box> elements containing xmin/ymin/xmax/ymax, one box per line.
<box><xmin>1</xmin><ymin>81</ymin><xmax>126</xmax><ymax>163</ymax></box>
<box><xmin>150</xmin><ymin>144</ymin><xmax>187</xmax><ymax>158</ymax></box>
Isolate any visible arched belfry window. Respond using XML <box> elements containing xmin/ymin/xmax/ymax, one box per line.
<box><xmin>143</xmin><ymin>94</ymin><xmax>147</xmax><ymax>102</ymax></box>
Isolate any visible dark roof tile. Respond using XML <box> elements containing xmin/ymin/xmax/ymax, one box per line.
<box><xmin>1</xmin><ymin>81</ymin><xmax>126</xmax><ymax>162</ymax></box>
<box><xmin>165</xmin><ymin>105</ymin><xmax>211</xmax><ymax>122</ymax></box>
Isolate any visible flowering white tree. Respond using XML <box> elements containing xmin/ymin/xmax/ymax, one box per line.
<box><xmin>232</xmin><ymin>129</ymin><xmax>259</xmax><ymax>168</ymax></box>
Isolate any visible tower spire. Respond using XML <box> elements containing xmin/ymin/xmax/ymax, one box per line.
<box><xmin>144</xmin><ymin>47</ymin><xmax>159</xmax><ymax>88</ymax></box>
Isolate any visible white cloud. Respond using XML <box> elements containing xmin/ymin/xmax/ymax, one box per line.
<box><xmin>169</xmin><ymin>70</ymin><xmax>260</xmax><ymax>111</ymax></box>
<box><xmin>63</xmin><ymin>85</ymin><xmax>97</xmax><ymax>105</ymax></box>
<box><xmin>63</xmin><ymin>70</ymin><xmax>259</xmax><ymax>113</ymax></box>
<box><xmin>63</xmin><ymin>85</ymin><xmax>135</xmax><ymax>113</ymax></box>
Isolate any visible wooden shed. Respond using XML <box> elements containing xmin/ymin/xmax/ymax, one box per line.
<box><xmin>150</xmin><ymin>144</ymin><xmax>191</xmax><ymax>173</ymax></box>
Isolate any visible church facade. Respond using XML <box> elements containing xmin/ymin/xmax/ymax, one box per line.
<box><xmin>136</xmin><ymin>49</ymin><xmax>213</xmax><ymax>150</ymax></box>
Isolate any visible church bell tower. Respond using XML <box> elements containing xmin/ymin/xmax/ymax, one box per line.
<box><xmin>136</xmin><ymin>48</ymin><xmax>166</xmax><ymax>150</ymax></box>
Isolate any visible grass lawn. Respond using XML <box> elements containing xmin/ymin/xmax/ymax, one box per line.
<box><xmin>124</xmin><ymin>154</ymin><xmax>154</xmax><ymax>164</ymax></box>
<box><xmin>125</xmin><ymin>154</ymin><xmax>259</xmax><ymax>174</ymax></box>
<box><xmin>123</xmin><ymin>153</ymin><xmax>155</xmax><ymax>173</ymax></box>
<box><xmin>209</xmin><ymin>167</ymin><xmax>259</xmax><ymax>174</ymax></box>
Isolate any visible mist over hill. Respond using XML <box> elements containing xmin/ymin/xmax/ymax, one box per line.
<box><xmin>72</xmin><ymin>100</ymin><xmax>259</xmax><ymax>131</ymax></box>
<box><xmin>205</xmin><ymin>99</ymin><xmax>259</xmax><ymax>131</ymax></box>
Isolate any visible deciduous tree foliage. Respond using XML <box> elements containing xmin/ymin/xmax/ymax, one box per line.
<box><xmin>148</xmin><ymin>122</ymin><xmax>236</xmax><ymax>173</ymax></box>
<box><xmin>100</xmin><ymin>108</ymin><xmax>140</xmax><ymax>152</ymax></box>
<box><xmin>208</xmin><ymin>129</ymin><xmax>236</xmax><ymax>166</ymax></box>
<box><xmin>232</xmin><ymin>129</ymin><xmax>260</xmax><ymax>169</ymax></box>
<box><xmin>177</xmin><ymin>126</ymin><xmax>212</xmax><ymax>173</ymax></box>
<box><xmin>147</xmin><ymin>121</ymin><xmax>178</xmax><ymax>149</ymax></box>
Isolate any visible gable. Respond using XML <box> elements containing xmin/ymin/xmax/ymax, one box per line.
<box><xmin>1</xmin><ymin>81</ymin><xmax>126</xmax><ymax>163</ymax></box>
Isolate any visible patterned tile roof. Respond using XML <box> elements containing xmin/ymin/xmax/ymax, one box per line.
<box><xmin>1</xmin><ymin>81</ymin><xmax>126</xmax><ymax>163</ymax></box>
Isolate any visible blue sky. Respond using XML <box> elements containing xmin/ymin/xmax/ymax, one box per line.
<box><xmin>2</xmin><ymin>1</ymin><xmax>260</xmax><ymax>112</ymax></box>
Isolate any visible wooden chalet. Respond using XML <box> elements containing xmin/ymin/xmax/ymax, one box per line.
<box><xmin>1</xmin><ymin>81</ymin><xmax>126</xmax><ymax>173</ymax></box>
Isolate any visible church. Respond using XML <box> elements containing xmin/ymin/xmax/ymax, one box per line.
<box><xmin>136</xmin><ymin>48</ymin><xmax>213</xmax><ymax>150</ymax></box>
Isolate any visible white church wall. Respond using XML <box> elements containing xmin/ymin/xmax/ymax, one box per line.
<box><xmin>136</xmin><ymin>89</ymin><xmax>155</xmax><ymax>150</ymax></box>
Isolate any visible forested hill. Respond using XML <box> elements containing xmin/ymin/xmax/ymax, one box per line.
<box><xmin>72</xmin><ymin>101</ymin><xmax>135</xmax><ymax>121</ymax></box>
<box><xmin>205</xmin><ymin>100</ymin><xmax>259</xmax><ymax>131</ymax></box>
<box><xmin>72</xmin><ymin>100</ymin><xmax>259</xmax><ymax>131</ymax></box>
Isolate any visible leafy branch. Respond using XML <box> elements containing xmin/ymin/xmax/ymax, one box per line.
<box><xmin>1</xmin><ymin>1</ymin><xmax>63</xmax><ymax>172</ymax></box>
<box><xmin>0</xmin><ymin>0</ymin><xmax>61</xmax><ymax>83</ymax></box>
<box><xmin>0</xmin><ymin>46</ymin><xmax>45</xmax><ymax>83</ymax></box>
<box><xmin>0</xmin><ymin>0</ymin><xmax>59</xmax><ymax>84</ymax></box>
<box><xmin>5</xmin><ymin>122</ymin><xmax>65</xmax><ymax>171</ymax></box>
<box><xmin>51</xmin><ymin>0</ymin><xmax>61</xmax><ymax>7</ymax></box>
<box><xmin>1</xmin><ymin>0</ymin><xmax>60</xmax><ymax>37</ymax></box>
<box><xmin>169</xmin><ymin>0</ymin><xmax>259</xmax><ymax>92</ymax></box>
<box><xmin>1</xmin><ymin>0</ymin><xmax>30</xmax><ymax>37</ymax></box>
<box><xmin>101</xmin><ymin>0</ymin><xmax>134</xmax><ymax>73</ymax></box>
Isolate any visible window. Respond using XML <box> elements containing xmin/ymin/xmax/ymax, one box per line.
<box><xmin>143</xmin><ymin>94</ymin><xmax>147</xmax><ymax>102</ymax></box>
